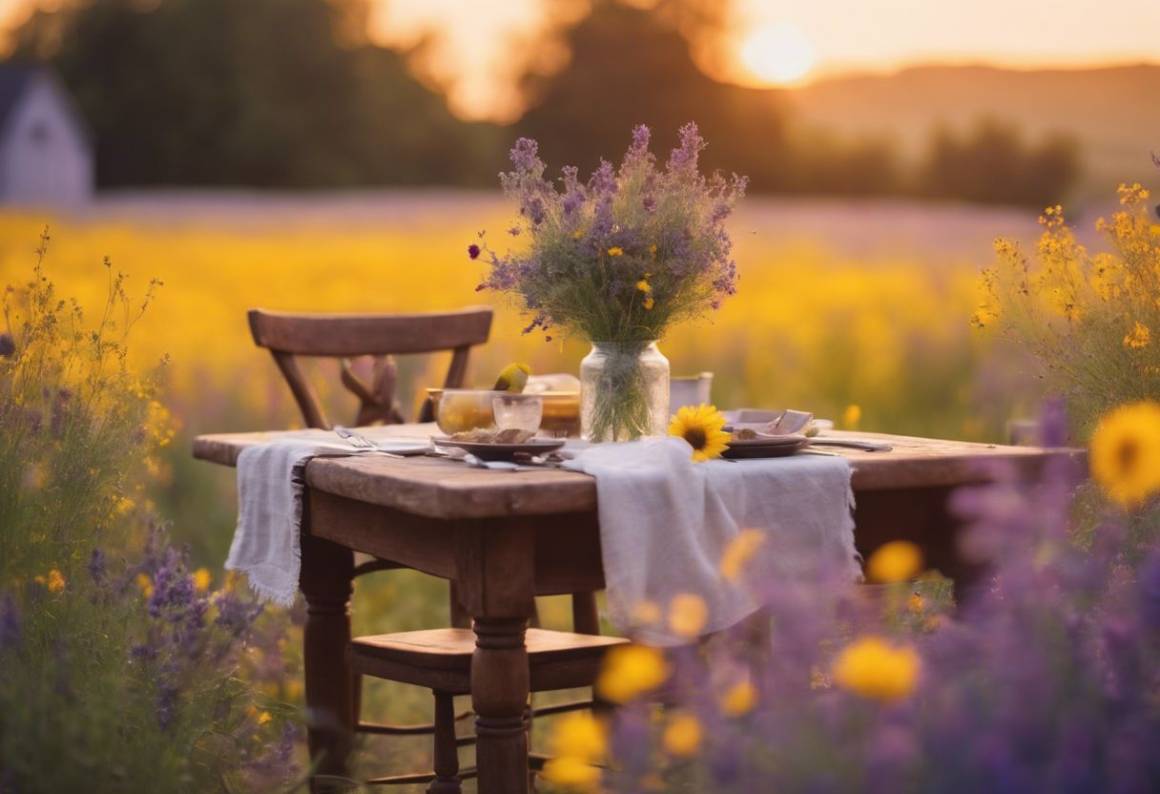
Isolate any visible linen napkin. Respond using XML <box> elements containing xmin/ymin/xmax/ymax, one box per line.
<box><xmin>564</xmin><ymin>436</ymin><xmax>859</xmax><ymax>645</ymax></box>
<box><xmin>226</xmin><ymin>429</ymin><xmax>429</xmax><ymax>606</ymax></box>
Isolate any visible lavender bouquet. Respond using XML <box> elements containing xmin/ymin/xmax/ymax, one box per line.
<box><xmin>474</xmin><ymin>123</ymin><xmax>746</xmax><ymax>441</ymax></box>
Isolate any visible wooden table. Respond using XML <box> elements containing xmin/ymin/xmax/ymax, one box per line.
<box><xmin>193</xmin><ymin>427</ymin><xmax>1081</xmax><ymax>793</ymax></box>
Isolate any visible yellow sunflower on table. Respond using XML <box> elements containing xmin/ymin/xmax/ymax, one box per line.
<box><xmin>669</xmin><ymin>404</ymin><xmax>731</xmax><ymax>462</ymax></box>
<box><xmin>1090</xmin><ymin>401</ymin><xmax>1160</xmax><ymax>509</ymax></box>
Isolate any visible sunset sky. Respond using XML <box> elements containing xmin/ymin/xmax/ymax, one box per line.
<box><xmin>3</xmin><ymin>0</ymin><xmax>1158</xmax><ymax>120</ymax></box>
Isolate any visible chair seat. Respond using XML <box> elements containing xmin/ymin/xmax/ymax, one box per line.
<box><xmin>351</xmin><ymin>628</ymin><xmax>628</xmax><ymax>695</ymax></box>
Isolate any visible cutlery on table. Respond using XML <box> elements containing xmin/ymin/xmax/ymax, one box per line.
<box><xmin>807</xmin><ymin>437</ymin><xmax>893</xmax><ymax>452</ymax></box>
<box><xmin>333</xmin><ymin>426</ymin><xmax>405</xmax><ymax>458</ymax></box>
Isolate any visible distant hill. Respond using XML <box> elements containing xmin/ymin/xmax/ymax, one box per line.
<box><xmin>785</xmin><ymin>63</ymin><xmax>1160</xmax><ymax>198</ymax></box>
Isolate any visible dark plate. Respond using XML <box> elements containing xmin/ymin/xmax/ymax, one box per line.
<box><xmin>723</xmin><ymin>434</ymin><xmax>810</xmax><ymax>459</ymax></box>
<box><xmin>432</xmin><ymin>436</ymin><xmax>566</xmax><ymax>462</ymax></box>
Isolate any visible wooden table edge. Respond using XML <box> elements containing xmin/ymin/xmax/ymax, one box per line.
<box><xmin>192</xmin><ymin>430</ymin><xmax>1087</xmax><ymax>521</ymax></box>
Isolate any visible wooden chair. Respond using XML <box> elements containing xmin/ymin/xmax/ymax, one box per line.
<box><xmin>348</xmin><ymin>628</ymin><xmax>627</xmax><ymax>791</ymax></box>
<box><xmin>248</xmin><ymin>308</ymin><xmax>606</xmax><ymax>782</ymax></box>
<box><xmin>248</xmin><ymin>308</ymin><xmax>496</xmax><ymax>430</ymax></box>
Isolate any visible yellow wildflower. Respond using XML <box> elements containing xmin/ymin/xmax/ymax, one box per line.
<box><xmin>1123</xmin><ymin>321</ymin><xmax>1151</xmax><ymax>349</ymax></box>
<box><xmin>668</xmin><ymin>593</ymin><xmax>708</xmax><ymax>638</ymax></box>
<box><xmin>719</xmin><ymin>528</ymin><xmax>764</xmax><ymax>582</ymax></box>
<box><xmin>635</xmin><ymin>278</ymin><xmax>651</xmax><ymax>294</ymax></box>
<box><xmin>662</xmin><ymin>712</ymin><xmax>702</xmax><ymax>757</ymax></box>
<box><xmin>596</xmin><ymin>644</ymin><xmax>669</xmax><ymax>704</ymax></box>
<box><xmin>192</xmin><ymin>567</ymin><xmax>212</xmax><ymax>592</ymax></box>
<box><xmin>1090</xmin><ymin>401</ymin><xmax>1160</xmax><ymax>508</ymax></box>
<box><xmin>1118</xmin><ymin>182</ymin><xmax>1150</xmax><ymax>205</ymax></box>
<box><xmin>549</xmin><ymin>712</ymin><xmax>606</xmax><ymax>762</ymax></box>
<box><xmin>865</xmin><ymin>540</ymin><xmax>923</xmax><ymax>583</ymax></box>
<box><xmin>649</xmin><ymin>244</ymin><xmax>657</xmax><ymax>256</ymax></box>
<box><xmin>607</xmin><ymin>246</ymin><xmax>624</xmax><ymax>257</ymax></box>
<box><xmin>541</xmin><ymin>756</ymin><xmax>602</xmax><ymax>791</ymax></box>
<box><xmin>642</xmin><ymin>296</ymin><xmax>655</xmax><ymax>311</ymax></box>
<box><xmin>842</xmin><ymin>404</ymin><xmax>862</xmax><ymax>430</ymax></box>
<box><xmin>257</xmin><ymin>711</ymin><xmax>272</xmax><ymax>726</ymax></box>
<box><xmin>719</xmin><ymin>678</ymin><xmax>758</xmax><ymax>717</ymax></box>
<box><xmin>46</xmin><ymin>569</ymin><xmax>65</xmax><ymax>593</ymax></box>
<box><xmin>572</xmin><ymin>230</ymin><xmax>583</xmax><ymax>240</ymax></box>
<box><xmin>136</xmin><ymin>573</ymin><xmax>154</xmax><ymax>599</ymax></box>
<box><xmin>832</xmin><ymin>636</ymin><xmax>921</xmax><ymax>702</ymax></box>
<box><xmin>907</xmin><ymin>593</ymin><xmax>925</xmax><ymax>614</ymax></box>
<box><xmin>668</xmin><ymin>404</ymin><xmax>731</xmax><ymax>462</ymax></box>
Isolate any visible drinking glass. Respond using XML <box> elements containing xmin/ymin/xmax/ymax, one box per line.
<box><xmin>491</xmin><ymin>394</ymin><xmax>543</xmax><ymax>434</ymax></box>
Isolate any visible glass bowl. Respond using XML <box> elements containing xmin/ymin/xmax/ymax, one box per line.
<box><xmin>492</xmin><ymin>393</ymin><xmax>544</xmax><ymax>433</ymax></box>
<box><xmin>428</xmin><ymin>388</ymin><xmax>503</xmax><ymax>435</ymax></box>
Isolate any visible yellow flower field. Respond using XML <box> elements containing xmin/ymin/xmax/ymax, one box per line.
<box><xmin>0</xmin><ymin>195</ymin><xmax>1010</xmax><ymax>433</ymax></box>
<box><xmin>0</xmin><ymin>193</ymin><xmax>1026</xmax><ymax>564</ymax></box>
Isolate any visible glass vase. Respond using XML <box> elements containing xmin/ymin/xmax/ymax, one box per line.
<box><xmin>580</xmin><ymin>341</ymin><xmax>670</xmax><ymax>442</ymax></box>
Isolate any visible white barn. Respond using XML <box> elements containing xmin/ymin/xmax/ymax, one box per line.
<box><xmin>0</xmin><ymin>65</ymin><xmax>93</xmax><ymax>208</ymax></box>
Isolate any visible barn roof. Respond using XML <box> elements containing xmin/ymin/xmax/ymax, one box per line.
<box><xmin>0</xmin><ymin>62</ymin><xmax>90</xmax><ymax>145</ymax></box>
<box><xmin>0</xmin><ymin>63</ymin><xmax>41</xmax><ymax>131</ymax></box>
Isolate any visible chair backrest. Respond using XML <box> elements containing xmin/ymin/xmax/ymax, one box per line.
<box><xmin>248</xmin><ymin>307</ymin><xmax>494</xmax><ymax>429</ymax></box>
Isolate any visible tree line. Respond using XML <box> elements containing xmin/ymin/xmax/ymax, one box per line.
<box><xmin>6</xmin><ymin>0</ymin><xmax>1080</xmax><ymax>207</ymax></box>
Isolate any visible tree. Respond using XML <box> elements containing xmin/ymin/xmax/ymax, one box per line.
<box><xmin>919</xmin><ymin>119</ymin><xmax>1080</xmax><ymax>207</ymax></box>
<box><xmin>517</xmin><ymin>0</ymin><xmax>789</xmax><ymax>187</ymax></box>
<box><xmin>9</xmin><ymin>0</ymin><xmax>501</xmax><ymax>187</ymax></box>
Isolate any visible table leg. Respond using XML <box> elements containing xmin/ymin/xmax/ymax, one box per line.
<box><xmin>299</xmin><ymin>530</ymin><xmax>356</xmax><ymax>792</ymax></box>
<box><xmin>471</xmin><ymin>617</ymin><xmax>530</xmax><ymax>794</ymax></box>
<box><xmin>854</xmin><ymin>485</ymin><xmax>988</xmax><ymax>603</ymax></box>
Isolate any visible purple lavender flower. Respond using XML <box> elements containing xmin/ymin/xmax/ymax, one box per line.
<box><xmin>509</xmin><ymin>137</ymin><xmax>540</xmax><ymax>172</ymax></box>
<box><xmin>156</xmin><ymin>683</ymin><xmax>178</xmax><ymax>731</ymax></box>
<box><xmin>0</xmin><ymin>594</ymin><xmax>20</xmax><ymax>651</ymax></box>
<box><xmin>667</xmin><ymin>122</ymin><xmax>706</xmax><ymax>172</ymax></box>
<box><xmin>523</xmin><ymin>196</ymin><xmax>546</xmax><ymax>225</ymax></box>
<box><xmin>479</xmin><ymin>123</ymin><xmax>746</xmax><ymax>344</ymax></box>
<box><xmin>1140</xmin><ymin>550</ymin><xmax>1160</xmax><ymax>630</ymax></box>
<box><xmin>87</xmin><ymin>548</ymin><xmax>106</xmax><ymax>584</ymax></box>
<box><xmin>467</xmin><ymin>244</ymin><xmax>480</xmax><ymax>260</ymax></box>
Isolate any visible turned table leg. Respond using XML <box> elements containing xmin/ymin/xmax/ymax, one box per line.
<box><xmin>471</xmin><ymin>617</ymin><xmax>531</xmax><ymax>794</ymax></box>
<box><xmin>299</xmin><ymin>530</ymin><xmax>356</xmax><ymax>792</ymax></box>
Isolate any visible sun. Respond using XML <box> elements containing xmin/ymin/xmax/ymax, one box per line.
<box><xmin>738</xmin><ymin>21</ymin><xmax>816</xmax><ymax>86</ymax></box>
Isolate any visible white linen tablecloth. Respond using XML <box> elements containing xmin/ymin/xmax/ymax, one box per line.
<box><xmin>564</xmin><ymin>437</ymin><xmax>859</xmax><ymax>645</ymax></box>
<box><xmin>226</xmin><ymin>428</ymin><xmax>430</xmax><ymax>605</ymax></box>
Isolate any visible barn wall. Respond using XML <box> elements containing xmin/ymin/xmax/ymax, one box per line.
<box><xmin>0</xmin><ymin>75</ymin><xmax>94</xmax><ymax>207</ymax></box>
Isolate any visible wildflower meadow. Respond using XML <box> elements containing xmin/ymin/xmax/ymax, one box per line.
<box><xmin>3</xmin><ymin>177</ymin><xmax>1158</xmax><ymax>791</ymax></box>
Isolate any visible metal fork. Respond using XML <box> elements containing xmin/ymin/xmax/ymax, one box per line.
<box><xmin>333</xmin><ymin>426</ymin><xmax>404</xmax><ymax>458</ymax></box>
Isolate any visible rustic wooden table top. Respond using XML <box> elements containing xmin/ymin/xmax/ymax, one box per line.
<box><xmin>192</xmin><ymin>424</ymin><xmax>1083</xmax><ymax>521</ymax></box>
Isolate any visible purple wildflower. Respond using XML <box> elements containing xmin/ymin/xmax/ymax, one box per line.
<box><xmin>87</xmin><ymin>548</ymin><xmax>106</xmax><ymax>584</ymax></box>
<box><xmin>588</xmin><ymin>159</ymin><xmax>616</xmax><ymax>196</ymax></box>
<box><xmin>1141</xmin><ymin>550</ymin><xmax>1160</xmax><ymax>630</ymax></box>
<box><xmin>509</xmin><ymin>137</ymin><xmax>540</xmax><ymax>172</ymax></box>
<box><xmin>0</xmin><ymin>594</ymin><xmax>21</xmax><ymax>651</ymax></box>
<box><xmin>467</xmin><ymin>244</ymin><xmax>480</xmax><ymax>260</ymax></box>
<box><xmin>667</xmin><ymin>121</ymin><xmax>706</xmax><ymax>172</ymax></box>
<box><xmin>156</xmin><ymin>683</ymin><xmax>178</xmax><ymax>731</ymax></box>
<box><xmin>523</xmin><ymin>196</ymin><xmax>546</xmax><ymax>225</ymax></box>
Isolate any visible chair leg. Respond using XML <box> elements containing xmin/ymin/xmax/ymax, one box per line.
<box><xmin>427</xmin><ymin>692</ymin><xmax>461</xmax><ymax>794</ymax></box>
<box><xmin>571</xmin><ymin>591</ymin><xmax>600</xmax><ymax>635</ymax></box>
